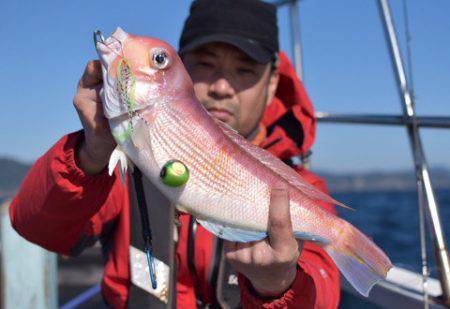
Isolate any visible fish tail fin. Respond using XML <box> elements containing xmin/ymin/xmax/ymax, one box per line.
<box><xmin>324</xmin><ymin>220</ymin><xmax>393</xmax><ymax>296</ymax></box>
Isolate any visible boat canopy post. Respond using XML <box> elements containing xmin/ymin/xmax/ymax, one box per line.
<box><xmin>274</xmin><ymin>0</ymin><xmax>304</xmax><ymax>80</ymax></box>
<box><xmin>378</xmin><ymin>0</ymin><xmax>450</xmax><ymax>304</ymax></box>
<box><xmin>288</xmin><ymin>0</ymin><xmax>304</xmax><ymax>80</ymax></box>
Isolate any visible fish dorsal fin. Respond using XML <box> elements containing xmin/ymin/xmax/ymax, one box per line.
<box><xmin>216</xmin><ymin>120</ymin><xmax>350</xmax><ymax>210</ymax></box>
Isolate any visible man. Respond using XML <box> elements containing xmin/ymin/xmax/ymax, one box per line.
<box><xmin>10</xmin><ymin>0</ymin><xmax>340</xmax><ymax>307</ymax></box>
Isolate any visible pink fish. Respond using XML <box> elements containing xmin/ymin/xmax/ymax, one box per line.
<box><xmin>95</xmin><ymin>27</ymin><xmax>392</xmax><ymax>296</ymax></box>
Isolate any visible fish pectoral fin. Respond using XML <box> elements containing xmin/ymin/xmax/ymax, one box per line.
<box><xmin>108</xmin><ymin>145</ymin><xmax>128</xmax><ymax>185</ymax></box>
<box><xmin>131</xmin><ymin>117</ymin><xmax>149</xmax><ymax>150</ymax></box>
<box><xmin>196</xmin><ymin>219</ymin><xmax>267</xmax><ymax>243</ymax></box>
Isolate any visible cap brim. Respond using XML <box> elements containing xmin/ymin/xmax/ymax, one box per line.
<box><xmin>179</xmin><ymin>33</ymin><xmax>273</xmax><ymax>64</ymax></box>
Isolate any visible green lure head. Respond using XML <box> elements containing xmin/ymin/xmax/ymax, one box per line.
<box><xmin>160</xmin><ymin>160</ymin><xmax>189</xmax><ymax>187</ymax></box>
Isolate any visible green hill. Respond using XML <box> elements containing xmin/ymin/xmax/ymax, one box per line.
<box><xmin>0</xmin><ymin>157</ymin><xmax>31</xmax><ymax>200</ymax></box>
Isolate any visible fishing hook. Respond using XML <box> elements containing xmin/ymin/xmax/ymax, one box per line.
<box><xmin>93</xmin><ymin>29</ymin><xmax>125</xmax><ymax>58</ymax></box>
<box><xmin>93</xmin><ymin>30</ymin><xmax>106</xmax><ymax>46</ymax></box>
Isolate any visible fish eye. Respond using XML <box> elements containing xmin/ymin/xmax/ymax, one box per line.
<box><xmin>150</xmin><ymin>48</ymin><xmax>171</xmax><ymax>70</ymax></box>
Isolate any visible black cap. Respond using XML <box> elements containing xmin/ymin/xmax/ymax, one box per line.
<box><xmin>179</xmin><ymin>0</ymin><xmax>279</xmax><ymax>64</ymax></box>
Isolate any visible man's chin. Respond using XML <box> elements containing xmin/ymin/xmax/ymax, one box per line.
<box><xmin>214</xmin><ymin>117</ymin><xmax>238</xmax><ymax>130</ymax></box>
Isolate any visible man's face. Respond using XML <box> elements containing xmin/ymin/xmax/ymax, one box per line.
<box><xmin>183</xmin><ymin>42</ymin><xmax>279</xmax><ymax>137</ymax></box>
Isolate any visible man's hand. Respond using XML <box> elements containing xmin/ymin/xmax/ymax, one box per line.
<box><xmin>224</xmin><ymin>182</ymin><xmax>303</xmax><ymax>297</ymax></box>
<box><xmin>73</xmin><ymin>60</ymin><xmax>116</xmax><ymax>175</ymax></box>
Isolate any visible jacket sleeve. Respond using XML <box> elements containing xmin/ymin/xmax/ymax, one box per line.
<box><xmin>238</xmin><ymin>169</ymin><xmax>340</xmax><ymax>308</ymax></box>
<box><xmin>9</xmin><ymin>131</ymin><xmax>125</xmax><ymax>256</ymax></box>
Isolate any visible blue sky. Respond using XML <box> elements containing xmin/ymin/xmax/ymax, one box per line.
<box><xmin>1</xmin><ymin>0</ymin><xmax>449</xmax><ymax>172</ymax></box>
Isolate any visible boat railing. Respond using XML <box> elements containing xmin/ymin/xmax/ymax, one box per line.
<box><xmin>0</xmin><ymin>200</ymin><xmax>58</xmax><ymax>308</ymax></box>
<box><xmin>316</xmin><ymin>113</ymin><xmax>450</xmax><ymax>129</ymax></box>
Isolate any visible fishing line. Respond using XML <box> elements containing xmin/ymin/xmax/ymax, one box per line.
<box><xmin>133</xmin><ymin>167</ymin><xmax>158</xmax><ymax>289</ymax></box>
<box><xmin>402</xmin><ymin>1</ymin><xmax>429</xmax><ymax>307</ymax></box>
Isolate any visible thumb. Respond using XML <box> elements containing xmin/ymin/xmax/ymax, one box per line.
<box><xmin>268</xmin><ymin>181</ymin><xmax>294</xmax><ymax>252</ymax></box>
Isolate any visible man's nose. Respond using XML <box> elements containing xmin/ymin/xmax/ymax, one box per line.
<box><xmin>208</xmin><ymin>74</ymin><xmax>235</xmax><ymax>99</ymax></box>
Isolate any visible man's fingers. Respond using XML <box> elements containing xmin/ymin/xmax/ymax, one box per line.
<box><xmin>73</xmin><ymin>87</ymin><xmax>103</xmax><ymax>122</ymax></box>
<box><xmin>224</xmin><ymin>241</ymin><xmax>255</xmax><ymax>265</ymax></box>
<box><xmin>268</xmin><ymin>182</ymin><xmax>294</xmax><ymax>252</ymax></box>
<box><xmin>79</xmin><ymin>60</ymin><xmax>102</xmax><ymax>89</ymax></box>
<box><xmin>223</xmin><ymin>241</ymin><xmax>236</xmax><ymax>255</ymax></box>
<box><xmin>74</xmin><ymin>61</ymin><xmax>103</xmax><ymax>119</ymax></box>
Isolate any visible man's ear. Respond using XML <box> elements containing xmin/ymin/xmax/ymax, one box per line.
<box><xmin>266</xmin><ymin>66</ymin><xmax>279</xmax><ymax>106</ymax></box>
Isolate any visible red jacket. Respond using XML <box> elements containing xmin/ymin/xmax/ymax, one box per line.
<box><xmin>10</xmin><ymin>52</ymin><xmax>340</xmax><ymax>308</ymax></box>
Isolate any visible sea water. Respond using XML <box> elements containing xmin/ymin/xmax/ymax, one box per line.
<box><xmin>335</xmin><ymin>189</ymin><xmax>450</xmax><ymax>278</ymax></box>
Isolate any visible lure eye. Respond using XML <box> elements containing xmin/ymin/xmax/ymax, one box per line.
<box><xmin>160</xmin><ymin>160</ymin><xmax>189</xmax><ymax>187</ymax></box>
<box><xmin>150</xmin><ymin>48</ymin><xmax>171</xmax><ymax>69</ymax></box>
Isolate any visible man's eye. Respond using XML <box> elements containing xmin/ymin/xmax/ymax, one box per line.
<box><xmin>197</xmin><ymin>61</ymin><xmax>213</xmax><ymax>68</ymax></box>
<box><xmin>237</xmin><ymin>68</ymin><xmax>255</xmax><ymax>75</ymax></box>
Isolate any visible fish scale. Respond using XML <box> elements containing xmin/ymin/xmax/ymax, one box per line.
<box><xmin>144</xmin><ymin>83</ymin><xmax>359</xmax><ymax>239</ymax></box>
<box><xmin>149</xmin><ymin>108</ymin><xmax>328</xmax><ymax>235</ymax></box>
<box><xmin>156</xmin><ymin>108</ymin><xmax>324</xmax><ymax>231</ymax></box>
<box><xmin>161</xmin><ymin>107</ymin><xmax>241</xmax><ymax>183</ymax></box>
<box><xmin>150</xmin><ymin>108</ymin><xmax>269</xmax><ymax>219</ymax></box>
<box><xmin>151</xmin><ymin>111</ymin><xmax>240</xmax><ymax>193</ymax></box>
<box><xmin>153</xmin><ymin>104</ymin><xmax>263</xmax><ymax>197</ymax></box>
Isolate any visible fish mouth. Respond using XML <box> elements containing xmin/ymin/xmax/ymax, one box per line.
<box><xmin>97</xmin><ymin>36</ymin><xmax>122</xmax><ymax>55</ymax></box>
<box><xmin>94</xmin><ymin>27</ymin><xmax>128</xmax><ymax>59</ymax></box>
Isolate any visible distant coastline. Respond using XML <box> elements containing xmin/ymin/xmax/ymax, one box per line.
<box><xmin>1</xmin><ymin>157</ymin><xmax>449</xmax><ymax>199</ymax></box>
<box><xmin>314</xmin><ymin>168</ymin><xmax>450</xmax><ymax>193</ymax></box>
